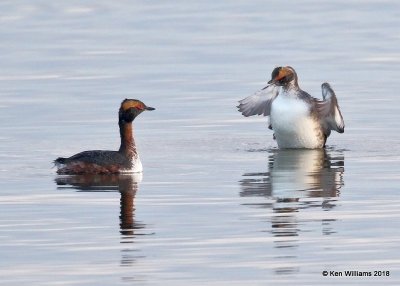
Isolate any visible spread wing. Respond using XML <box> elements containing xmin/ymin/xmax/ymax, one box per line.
<box><xmin>237</xmin><ymin>85</ymin><xmax>280</xmax><ymax>117</ymax></box>
<box><xmin>317</xmin><ymin>83</ymin><xmax>344</xmax><ymax>133</ymax></box>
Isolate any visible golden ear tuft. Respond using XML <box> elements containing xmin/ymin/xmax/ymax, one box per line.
<box><xmin>121</xmin><ymin>99</ymin><xmax>145</xmax><ymax>111</ymax></box>
<box><xmin>275</xmin><ymin>67</ymin><xmax>291</xmax><ymax>81</ymax></box>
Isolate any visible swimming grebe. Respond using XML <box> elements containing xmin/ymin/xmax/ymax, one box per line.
<box><xmin>55</xmin><ymin>99</ymin><xmax>155</xmax><ymax>174</ymax></box>
<box><xmin>238</xmin><ymin>66</ymin><xmax>344</xmax><ymax>149</ymax></box>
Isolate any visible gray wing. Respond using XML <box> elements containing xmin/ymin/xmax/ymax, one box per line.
<box><xmin>238</xmin><ymin>84</ymin><xmax>280</xmax><ymax>117</ymax></box>
<box><xmin>317</xmin><ymin>83</ymin><xmax>344</xmax><ymax>133</ymax></box>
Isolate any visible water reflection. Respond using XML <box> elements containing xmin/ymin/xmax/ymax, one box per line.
<box><xmin>240</xmin><ymin>149</ymin><xmax>344</xmax><ymax>274</ymax></box>
<box><xmin>55</xmin><ymin>173</ymin><xmax>147</xmax><ymax>268</ymax></box>
<box><xmin>241</xmin><ymin>149</ymin><xmax>344</xmax><ymax>200</ymax></box>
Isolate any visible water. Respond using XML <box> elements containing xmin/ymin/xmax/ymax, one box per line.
<box><xmin>1</xmin><ymin>1</ymin><xmax>400</xmax><ymax>285</ymax></box>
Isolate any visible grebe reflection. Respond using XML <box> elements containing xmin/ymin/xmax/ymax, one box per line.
<box><xmin>55</xmin><ymin>173</ymin><xmax>147</xmax><ymax>266</ymax></box>
<box><xmin>240</xmin><ymin>149</ymin><xmax>344</xmax><ymax>202</ymax></box>
<box><xmin>240</xmin><ymin>149</ymin><xmax>344</xmax><ymax>274</ymax></box>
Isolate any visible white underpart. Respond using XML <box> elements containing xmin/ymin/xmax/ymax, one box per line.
<box><xmin>270</xmin><ymin>93</ymin><xmax>322</xmax><ymax>149</ymax></box>
<box><xmin>121</xmin><ymin>156</ymin><xmax>143</xmax><ymax>173</ymax></box>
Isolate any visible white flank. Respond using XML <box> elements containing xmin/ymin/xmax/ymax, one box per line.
<box><xmin>121</xmin><ymin>157</ymin><xmax>143</xmax><ymax>173</ymax></box>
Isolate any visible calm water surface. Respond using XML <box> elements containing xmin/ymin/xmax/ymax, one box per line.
<box><xmin>1</xmin><ymin>1</ymin><xmax>400</xmax><ymax>285</ymax></box>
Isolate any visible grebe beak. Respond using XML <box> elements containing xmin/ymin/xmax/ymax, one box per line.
<box><xmin>145</xmin><ymin>106</ymin><xmax>155</xmax><ymax>111</ymax></box>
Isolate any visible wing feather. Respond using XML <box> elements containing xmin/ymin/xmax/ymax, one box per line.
<box><xmin>237</xmin><ymin>85</ymin><xmax>280</xmax><ymax>117</ymax></box>
<box><xmin>317</xmin><ymin>83</ymin><xmax>344</xmax><ymax>133</ymax></box>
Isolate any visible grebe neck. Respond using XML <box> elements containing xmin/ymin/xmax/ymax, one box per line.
<box><xmin>282</xmin><ymin>79</ymin><xmax>300</xmax><ymax>93</ymax></box>
<box><xmin>118</xmin><ymin>121</ymin><xmax>137</xmax><ymax>158</ymax></box>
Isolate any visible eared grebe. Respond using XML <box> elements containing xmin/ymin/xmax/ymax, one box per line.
<box><xmin>238</xmin><ymin>66</ymin><xmax>344</xmax><ymax>149</ymax></box>
<box><xmin>55</xmin><ymin>99</ymin><xmax>155</xmax><ymax>174</ymax></box>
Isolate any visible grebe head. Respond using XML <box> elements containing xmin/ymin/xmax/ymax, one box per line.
<box><xmin>268</xmin><ymin>66</ymin><xmax>298</xmax><ymax>87</ymax></box>
<box><xmin>119</xmin><ymin>99</ymin><xmax>155</xmax><ymax>123</ymax></box>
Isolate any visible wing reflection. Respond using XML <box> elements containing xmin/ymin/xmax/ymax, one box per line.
<box><xmin>239</xmin><ymin>149</ymin><xmax>345</xmax><ymax>274</ymax></box>
<box><xmin>55</xmin><ymin>173</ymin><xmax>147</xmax><ymax>268</ymax></box>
